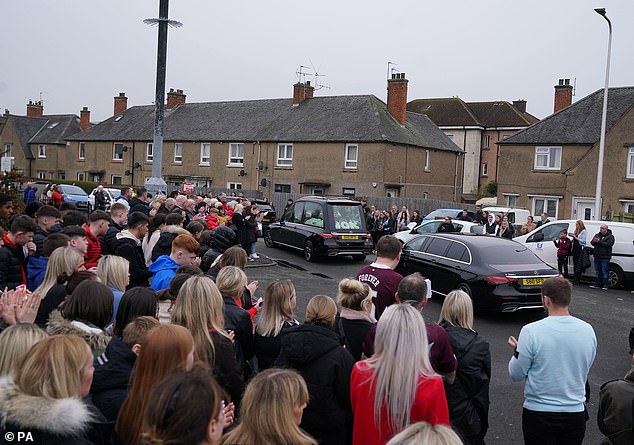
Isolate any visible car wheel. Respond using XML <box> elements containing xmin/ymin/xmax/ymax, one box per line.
<box><xmin>352</xmin><ymin>255</ymin><xmax>366</xmax><ymax>262</ymax></box>
<box><xmin>264</xmin><ymin>231</ymin><xmax>275</xmax><ymax>248</ymax></box>
<box><xmin>608</xmin><ymin>264</ymin><xmax>624</xmax><ymax>289</ymax></box>
<box><xmin>304</xmin><ymin>240</ymin><xmax>315</xmax><ymax>262</ymax></box>
<box><xmin>457</xmin><ymin>282</ymin><xmax>472</xmax><ymax>297</ymax></box>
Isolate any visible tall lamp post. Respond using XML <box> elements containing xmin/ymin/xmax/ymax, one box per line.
<box><xmin>593</xmin><ymin>7</ymin><xmax>611</xmax><ymax>220</ymax></box>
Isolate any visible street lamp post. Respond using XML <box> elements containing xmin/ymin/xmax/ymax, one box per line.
<box><xmin>593</xmin><ymin>8</ymin><xmax>612</xmax><ymax>221</ymax></box>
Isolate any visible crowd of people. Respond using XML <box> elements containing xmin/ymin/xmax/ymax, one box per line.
<box><xmin>0</xmin><ymin>186</ymin><xmax>628</xmax><ymax>445</ymax></box>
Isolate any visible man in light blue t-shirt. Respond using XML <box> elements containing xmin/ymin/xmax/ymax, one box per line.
<box><xmin>508</xmin><ymin>277</ymin><xmax>596</xmax><ymax>445</ymax></box>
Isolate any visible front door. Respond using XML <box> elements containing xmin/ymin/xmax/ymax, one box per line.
<box><xmin>573</xmin><ymin>199</ymin><xmax>595</xmax><ymax>220</ymax></box>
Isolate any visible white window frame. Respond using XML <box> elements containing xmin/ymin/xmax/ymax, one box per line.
<box><xmin>227</xmin><ymin>182</ymin><xmax>242</xmax><ymax>190</ymax></box>
<box><xmin>38</xmin><ymin>144</ymin><xmax>46</xmax><ymax>159</ymax></box>
<box><xmin>228</xmin><ymin>143</ymin><xmax>244</xmax><ymax>166</ymax></box>
<box><xmin>531</xmin><ymin>196</ymin><xmax>559</xmax><ymax>218</ymax></box>
<box><xmin>37</xmin><ymin>171</ymin><xmax>46</xmax><ymax>180</ymax></box>
<box><xmin>77</xmin><ymin>172</ymin><xmax>85</xmax><ymax>181</ymax></box>
<box><xmin>484</xmin><ymin>135</ymin><xmax>491</xmax><ymax>149</ymax></box>
<box><xmin>534</xmin><ymin>146</ymin><xmax>562</xmax><ymax>170</ymax></box>
<box><xmin>174</xmin><ymin>143</ymin><xmax>183</xmax><ymax>163</ymax></box>
<box><xmin>274</xmin><ymin>184</ymin><xmax>291</xmax><ymax>193</ymax></box>
<box><xmin>505</xmin><ymin>194</ymin><xmax>519</xmax><ymax>208</ymax></box>
<box><xmin>200</xmin><ymin>143</ymin><xmax>211</xmax><ymax>166</ymax></box>
<box><xmin>342</xmin><ymin>187</ymin><xmax>356</xmax><ymax>196</ymax></box>
<box><xmin>276</xmin><ymin>143</ymin><xmax>293</xmax><ymax>167</ymax></box>
<box><xmin>4</xmin><ymin>143</ymin><xmax>13</xmax><ymax>157</ymax></box>
<box><xmin>482</xmin><ymin>163</ymin><xmax>488</xmax><ymax>176</ymax></box>
<box><xmin>424</xmin><ymin>150</ymin><xmax>430</xmax><ymax>171</ymax></box>
<box><xmin>113</xmin><ymin>143</ymin><xmax>124</xmax><ymax>161</ymax></box>
<box><xmin>423</xmin><ymin>192</ymin><xmax>428</xmax><ymax>199</ymax></box>
<box><xmin>624</xmin><ymin>201</ymin><xmax>634</xmax><ymax>214</ymax></box>
<box><xmin>111</xmin><ymin>175</ymin><xmax>123</xmax><ymax>185</ymax></box>
<box><xmin>344</xmin><ymin>144</ymin><xmax>358</xmax><ymax>170</ymax></box>
<box><xmin>78</xmin><ymin>142</ymin><xmax>85</xmax><ymax>160</ymax></box>
<box><xmin>627</xmin><ymin>147</ymin><xmax>634</xmax><ymax>179</ymax></box>
<box><xmin>146</xmin><ymin>143</ymin><xmax>153</xmax><ymax>162</ymax></box>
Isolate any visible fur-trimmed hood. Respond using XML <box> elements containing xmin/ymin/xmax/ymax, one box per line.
<box><xmin>0</xmin><ymin>376</ymin><xmax>93</xmax><ymax>435</ymax></box>
<box><xmin>159</xmin><ymin>225</ymin><xmax>189</xmax><ymax>235</ymax></box>
<box><xmin>46</xmin><ymin>310</ymin><xmax>111</xmax><ymax>358</ymax></box>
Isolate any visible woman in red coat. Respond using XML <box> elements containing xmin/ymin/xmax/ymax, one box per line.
<box><xmin>50</xmin><ymin>185</ymin><xmax>64</xmax><ymax>208</ymax></box>
<box><xmin>350</xmin><ymin>304</ymin><xmax>449</xmax><ymax>445</ymax></box>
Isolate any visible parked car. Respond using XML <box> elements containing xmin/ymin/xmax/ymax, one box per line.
<box><xmin>423</xmin><ymin>208</ymin><xmax>474</xmax><ymax>221</ymax></box>
<box><xmin>59</xmin><ymin>184</ymin><xmax>90</xmax><ymax>212</ymax></box>
<box><xmin>395</xmin><ymin>233</ymin><xmax>559</xmax><ymax>312</ymax></box>
<box><xmin>482</xmin><ymin>206</ymin><xmax>531</xmax><ymax>226</ymax></box>
<box><xmin>254</xmin><ymin>201</ymin><xmax>276</xmax><ymax>238</ymax></box>
<box><xmin>88</xmin><ymin>187</ymin><xmax>120</xmax><ymax>212</ymax></box>
<box><xmin>394</xmin><ymin>220</ymin><xmax>483</xmax><ymax>244</ymax></box>
<box><xmin>264</xmin><ymin>196</ymin><xmax>373</xmax><ymax>262</ymax></box>
<box><xmin>514</xmin><ymin>220</ymin><xmax>634</xmax><ymax>288</ymax></box>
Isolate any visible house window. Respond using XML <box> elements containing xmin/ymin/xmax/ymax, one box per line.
<box><xmin>3</xmin><ymin>144</ymin><xmax>13</xmax><ymax>157</ymax></box>
<box><xmin>79</xmin><ymin>142</ymin><xmax>85</xmax><ymax>160</ymax></box>
<box><xmin>38</xmin><ymin>145</ymin><xmax>46</xmax><ymax>158</ymax></box>
<box><xmin>228</xmin><ymin>143</ymin><xmax>244</xmax><ymax>166</ymax></box>
<box><xmin>482</xmin><ymin>163</ymin><xmax>488</xmax><ymax>176</ymax></box>
<box><xmin>345</xmin><ymin>144</ymin><xmax>358</xmax><ymax>169</ymax></box>
<box><xmin>111</xmin><ymin>175</ymin><xmax>122</xmax><ymax>185</ymax></box>
<box><xmin>484</xmin><ymin>135</ymin><xmax>491</xmax><ymax>149</ymax></box>
<box><xmin>627</xmin><ymin>147</ymin><xmax>634</xmax><ymax>178</ymax></box>
<box><xmin>227</xmin><ymin>182</ymin><xmax>242</xmax><ymax>190</ymax></box>
<box><xmin>174</xmin><ymin>143</ymin><xmax>183</xmax><ymax>163</ymax></box>
<box><xmin>624</xmin><ymin>202</ymin><xmax>634</xmax><ymax>214</ymax></box>
<box><xmin>386</xmin><ymin>188</ymin><xmax>400</xmax><ymax>198</ymax></box>
<box><xmin>277</xmin><ymin>144</ymin><xmax>293</xmax><ymax>167</ymax></box>
<box><xmin>534</xmin><ymin>146</ymin><xmax>561</xmax><ymax>170</ymax></box>
<box><xmin>342</xmin><ymin>187</ymin><xmax>356</xmax><ymax>196</ymax></box>
<box><xmin>424</xmin><ymin>150</ymin><xmax>430</xmax><ymax>171</ymax></box>
<box><xmin>532</xmin><ymin>196</ymin><xmax>559</xmax><ymax>218</ymax></box>
<box><xmin>312</xmin><ymin>187</ymin><xmax>324</xmax><ymax>196</ymax></box>
<box><xmin>275</xmin><ymin>184</ymin><xmax>291</xmax><ymax>193</ymax></box>
<box><xmin>77</xmin><ymin>172</ymin><xmax>85</xmax><ymax>181</ymax></box>
<box><xmin>200</xmin><ymin>143</ymin><xmax>211</xmax><ymax>165</ymax></box>
<box><xmin>113</xmin><ymin>143</ymin><xmax>125</xmax><ymax>161</ymax></box>
<box><xmin>58</xmin><ymin>172</ymin><xmax>65</xmax><ymax>180</ymax></box>
<box><xmin>423</xmin><ymin>192</ymin><xmax>428</xmax><ymax>199</ymax></box>
<box><xmin>146</xmin><ymin>143</ymin><xmax>153</xmax><ymax>162</ymax></box>
<box><xmin>37</xmin><ymin>171</ymin><xmax>46</xmax><ymax>179</ymax></box>
<box><xmin>506</xmin><ymin>195</ymin><xmax>517</xmax><ymax>208</ymax></box>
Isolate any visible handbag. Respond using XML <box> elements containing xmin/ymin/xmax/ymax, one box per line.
<box><xmin>581</xmin><ymin>247</ymin><xmax>592</xmax><ymax>270</ymax></box>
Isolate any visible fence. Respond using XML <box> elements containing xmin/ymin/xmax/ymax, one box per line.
<box><xmin>605</xmin><ymin>212</ymin><xmax>634</xmax><ymax>223</ymax></box>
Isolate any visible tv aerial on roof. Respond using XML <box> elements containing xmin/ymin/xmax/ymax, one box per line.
<box><xmin>309</xmin><ymin>59</ymin><xmax>330</xmax><ymax>91</ymax></box>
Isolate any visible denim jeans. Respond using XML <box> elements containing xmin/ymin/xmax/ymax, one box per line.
<box><xmin>593</xmin><ymin>258</ymin><xmax>610</xmax><ymax>288</ymax></box>
<box><xmin>249</xmin><ymin>242</ymin><xmax>257</xmax><ymax>256</ymax></box>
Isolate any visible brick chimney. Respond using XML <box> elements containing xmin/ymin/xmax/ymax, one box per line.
<box><xmin>80</xmin><ymin>107</ymin><xmax>91</xmax><ymax>131</ymax></box>
<box><xmin>387</xmin><ymin>73</ymin><xmax>408</xmax><ymax>126</ymax></box>
<box><xmin>554</xmin><ymin>79</ymin><xmax>573</xmax><ymax>113</ymax></box>
<box><xmin>292</xmin><ymin>81</ymin><xmax>314</xmax><ymax>105</ymax></box>
<box><xmin>26</xmin><ymin>100</ymin><xmax>43</xmax><ymax>118</ymax></box>
<box><xmin>166</xmin><ymin>88</ymin><xmax>186</xmax><ymax>110</ymax></box>
<box><xmin>512</xmin><ymin>100</ymin><xmax>527</xmax><ymax>113</ymax></box>
<box><xmin>113</xmin><ymin>92</ymin><xmax>128</xmax><ymax>115</ymax></box>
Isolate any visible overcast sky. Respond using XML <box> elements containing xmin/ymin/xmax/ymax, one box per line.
<box><xmin>2</xmin><ymin>0</ymin><xmax>632</xmax><ymax>122</ymax></box>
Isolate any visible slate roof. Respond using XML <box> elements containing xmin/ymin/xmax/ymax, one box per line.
<box><xmin>3</xmin><ymin>114</ymin><xmax>81</xmax><ymax>159</ymax></box>
<box><xmin>67</xmin><ymin>95</ymin><xmax>462</xmax><ymax>153</ymax></box>
<box><xmin>499</xmin><ymin>87</ymin><xmax>634</xmax><ymax>145</ymax></box>
<box><xmin>407</xmin><ymin>98</ymin><xmax>538</xmax><ymax>128</ymax></box>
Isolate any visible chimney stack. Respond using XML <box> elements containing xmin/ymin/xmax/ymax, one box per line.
<box><xmin>166</xmin><ymin>88</ymin><xmax>187</xmax><ymax>110</ymax></box>
<box><xmin>26</xmin><ymin>100</ymin><xmax>43</xmax><ymax>118</ymax></box>
<box><xmin>554</xmin><ymin>79</ymin><xmax>573</xmax><ymax>113</ymax></box>
<box><xmin>80</xmin><ymin>107</ymin><xmax>91</xmax><ymax>131</ymax></box>
<box><xmin>114</xmin><ymin>92</ymin><xmax>128</xmax><ymax>115</ymax></box>
<box><xmin>512</xmin><ymin>100</ymin><xmax>527</xmax><ymax>113</ymax></box>
<box><xmin>387</xmin><ymin>73</ymin><xmax>409</xmax><ymax>126</ymax></box>
<box><xmin>292</xmin><ymin>81</ymin><xmax>314</xmax><ymax>106</ymax></box>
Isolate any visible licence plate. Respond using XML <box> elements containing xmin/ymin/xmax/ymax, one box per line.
<box><xmin>522</xmin><ymin>278</ymin><xmax>545</xmax><ymax>286</ymax></box>
<box><xmin>340</xmin><ymin>235</ymin><xmax>359</xmax><ymax>240</ymax></box>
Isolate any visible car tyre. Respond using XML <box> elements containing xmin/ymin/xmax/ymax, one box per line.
<box><xmin>352</xmin><ymin>254</ymin><xmax>366</xmax><ymax>262</ymax></box>
<box><xmin>304</xmin><ymin>240</ymin><xmax>315</xmax><ymax>262</ymax></box>
<box><xmin>457</xmin><ymin>282</ymin><xmax>472</xmax><ymax>297</ymax></box>
<box><xmin>608</xmin><ymin>264</ymin><xmax>624</xmax><ymax>289</ymax></box>
<box><xmin>264</xmin><ymin>231</ymin><xmax>275</xmax><ymax>248</ymax></box>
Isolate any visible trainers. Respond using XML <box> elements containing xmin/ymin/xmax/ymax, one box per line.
<box><xmin>602</xmin><ymin>287</ymin><xmax>608</xmax><ymax>290</ymax></box>
<box><xmin>589</xmin><ymin>285</ymin><xmax>598</xmax><ymax>289</ymax></box>
<box><xmin>251</xmin><ymin>253</ymin><xmax>260</xmax><ymax>259</ymax></box>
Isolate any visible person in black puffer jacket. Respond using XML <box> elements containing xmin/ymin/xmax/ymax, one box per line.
<box><xmin>276</xmin><ymin>295</ymin><xmax>355</xmax><ymax>445</ymax></box>
<box><xmin>151</xmin><ymin>214</ymin><xmax>188</xmax><ymax>262</ymax></box>
<box><xmin>112</xmin><ymin>212</ymin><xmax>152</xmax><ymax>288</ymax></box>
<box><xmin>201</xmin><ymin>225</ymin><xmax>238</xmax><ymax>272</ymax></box>
<box><xmin>0</xmin><ymin>215</ymin><xmax>37</xmax><ymax>291</ymax></box>
<box><xmin>438</xmin><ymin>290</ymin><xmax>491</xmax><ymax>445</ymax></box>
<box><xmin>100</xmin><ymin>202</ymin><xmax>128</xmax><ymax>256</ymax></box>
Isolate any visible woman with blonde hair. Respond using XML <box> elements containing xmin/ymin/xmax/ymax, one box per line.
<box><xmin>254</xmin><ymin>279</ymin><xmax>299</xmax><ymax>371</ymax></box>
<box><xmin>350</xmin><ymin>304</ymin><xmax>449</xmax><ymax>445</ymax></box>
<box><xmin>34</xmin><ymin>246</ymin><xmax>84</xmax><ymax>327</ymax></box>
<box><xmin>276</xmin><ymin>295</ymin><xmax>355</xmax><ymax>445</ymax></box>
<box><xmin>337</xmin><ymin>278</ymin><xmax>375</xmax><ymax>361</ymax></box>
<box><xmin>0</xmin><ymin>334</ymin><xmax>108</xmax><ymax>443</ymax></box>
<box><xmin>0</xmin><ymin>324</ymin><xmax>48</xmax><ymax>376</ymax></box>
<box><xmin>221</xmin><ymin>368</ymin><xmax>317</xmax><ymax>445</ymax></box>
<box><xmin>98</xmin><ymin>254</ymin><xmax>130</xmax><ymax>324</ymax></box>
<box><xmin>572</xmin><ymin>219</ymin><xmax>588</xmax><ymax>285</ymax></box>
<box><xmin>116</xmin><ymin>324</ymin><xmax>195</xmax><ymax>445</ymax></box>
<box><xmin>438</xmin><ymin>290</ymin><xmax>490</xmax><ymax>445</ymax></box>
<box><xmin>171</xmin><ymin>275</ymin><xmax>243</xmax><ymax>409</ymax></box>
<box><xmin>386</xmin><ymin>422</ymin><xmax>463</xmax><ymax>445</ymax></box>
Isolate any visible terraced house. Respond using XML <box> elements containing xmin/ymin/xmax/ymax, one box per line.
<box><xmin>66</xmin><ymin>75</ymin><xmax>463</xmax><ymax>200</ymax></box>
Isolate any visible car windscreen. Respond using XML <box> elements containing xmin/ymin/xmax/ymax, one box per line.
<box><xmin>62</xmin><ymin>185</ymin><xmax>87</xmax><ymax>195</ymax></box>
<box><xmin>425</xmin><ymin>209</ymin><xmax>457</xmax><ymax>220</ymax></box>
<box><xmin>330</xmin><ymin>204</ymin><xmax>364</xmax><ymax>231</ymax></box>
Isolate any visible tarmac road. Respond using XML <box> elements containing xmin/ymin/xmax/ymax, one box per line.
<box><xmin>247</xmin><ymin>240</ymin><xmax>634</xmax><ymax>444</ymax></box>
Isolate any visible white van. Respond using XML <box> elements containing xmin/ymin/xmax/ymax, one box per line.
<box><xmin>483</xmin><ymin>207</ymin><xmax>531</xmax><ymax>225</ymax></box>
<box><xmin>514</xmin><ymin>220</ymin><xmax>634</xmax><ymax>288</ymax></box>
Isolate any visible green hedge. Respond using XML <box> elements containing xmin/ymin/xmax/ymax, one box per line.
<box><xmin>41</xmin><ymin>179</ymin><xmax>97</xmax><ymax>193</ymax></box>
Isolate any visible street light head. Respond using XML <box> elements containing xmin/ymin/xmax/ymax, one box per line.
<box><xmin>594</xmin><ymin>8</ymin><xmax>607</xmax><ymax>16</ymax></box>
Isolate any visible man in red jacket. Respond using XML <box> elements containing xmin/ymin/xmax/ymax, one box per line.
<box><xmin>84</xmin><ymin>210</ymin><xmax>110</xmax><ymax>269</ymax></box>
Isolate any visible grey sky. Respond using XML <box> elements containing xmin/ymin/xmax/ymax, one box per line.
<box><xmin>2</xmin><ymin>0</ymin><xmax>632</xmax><ymax>122</ymax></box>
